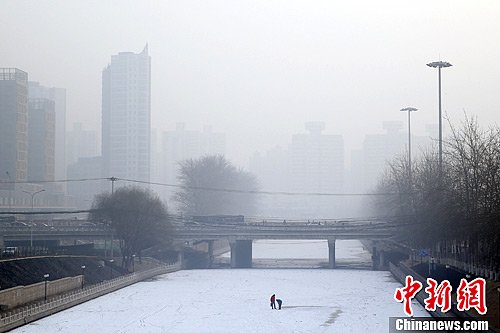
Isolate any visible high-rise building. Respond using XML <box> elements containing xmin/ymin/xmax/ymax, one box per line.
<box><xmin>0</xmin><ymin>68</ymin><xmax>28</xmax><ymax>183</ymax></box>
<box><xmin>102</xmin><ymin>45</ymin><xmax>151</xmax><ymax>184</ymax></box>
<box><xmin>28</xmin><ymin>81</ymin><xmax>66</xmax><ymax>184</ymax></box>
<box><xmin>162</xmin><ymin>123</ymin><xmax>226</xmax><ymax>185</ymax></box>
<box><xmin>27</xmin><ymin>98</ymin><xmax>56</xmax><ymax>182</ymax></box>
<box><xmin>289</xmin><ymin>122</ymin><xmax>344</xmax><ymax>217</ymax></box>
<box><xmin>361</xmin><ymin>121</ymin><xmax>406</xmax><ymax>191</ymax></box>
<box><xmin>349</xmin><ymin>121</ymin><xmax>437</xmax><ymax>194</ymax></box>
<box><xmin>161</xmin><ymin>123</ymin><xmax>226</xmax><ymax>206</ymax></box>
<box><xmin>66</xmin><ymin>122</ymin><xmax>99</xmax><ymax>166</ymax></box>
<box><xmin>67</xmin><ymin>156</ymin><xmax>102</xmax><ymax>209</ymax></box>
<box><xmin>290</xmin><ymin>122</ymin><xmax>344</xmax><ymax>193</ymax></box>
<box><xmin>250</xmin><ymin>122</ymin><xmax>345</xmax><ymax>218</ymax></box>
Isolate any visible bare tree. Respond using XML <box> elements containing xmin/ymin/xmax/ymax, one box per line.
<box><xmin>174</xmin><ymin>155</ymin><xmax>258</xmax><ymax>217</ymax></box>
<box><xmin>91</xmin><ymin>187</ymin><xmax>173</xmax><ymax>270</ymax></box>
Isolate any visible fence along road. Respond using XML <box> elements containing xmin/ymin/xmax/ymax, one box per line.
<box><xmin>0</xmin><ymin>261</ymin><xmax>181</xmax><ymax>333</ymax></box>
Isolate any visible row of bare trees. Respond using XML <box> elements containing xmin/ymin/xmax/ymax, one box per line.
<box><xmin>375</xmin><ymin>116</ymin><xmax>500</xmax><ymax>271</ymax></box>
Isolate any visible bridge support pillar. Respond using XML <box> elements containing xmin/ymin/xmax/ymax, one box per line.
<box><xmin>372</xmin><ymin>244</ymin><xmax>378</xmax><ymax>270</ymax></box>
<box><xmin>230</xmin><ymin>240</ymin><xmax>252</xmax><ymax>268</ymax></box>
<box><xmin>207</xmin><ymin>240</ymin><xmax>214</xmax><ymax>268</ymax></box>
<box><xmin>328</xmin><ymin>238</ymin><xmax>336</xmax><ymax>269</ymax></box>
<box><xmin>178</xmin><ymin>251</ymin><xmax>185</xmax><ymax>269</ymax></box>
<box><xmin>378</xmin><ymin>250</ymin><xmax>387</xmax><ymax>270</ymax></box>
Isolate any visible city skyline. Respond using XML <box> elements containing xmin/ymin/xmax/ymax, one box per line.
<box><xmin>1</xmin><ymin>1</ymin><xmax>499</xmax><ymax>166</ymax></box>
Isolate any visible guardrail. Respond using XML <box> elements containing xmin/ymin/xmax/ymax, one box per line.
<box><xmin>0</xmin><ymin>261</ymin><xmax>181</xmax><ymax>332</ymax></box>
<box><xmin>438</xmin><ymin>257</ymin><xmax>499</xmax><ymax>282</ymax></box>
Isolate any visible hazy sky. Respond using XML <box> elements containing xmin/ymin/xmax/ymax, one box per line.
<box><xmin>2</xmin><ymin>0</ymin><xmax>499</xmax><ymax>167</ymax></box>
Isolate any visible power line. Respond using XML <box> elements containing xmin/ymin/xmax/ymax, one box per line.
<box><xmin>0</xmin><ymin>210</ymin><xmax>93</xmax><ymax>215</ymax></box>
<box><xmin>1</xmin><ymin>176</ymin><xmax>406</xmax><ymax>196</ymax></box>
<box><xmin>0</xmin><ymin>177</ymin><xmax>108</xmax><ymax>184</ymax></box>
<box><xmin>118</xmin><ymin>178</ymin><xmax>404</xmax><ymax>197</ymax></box>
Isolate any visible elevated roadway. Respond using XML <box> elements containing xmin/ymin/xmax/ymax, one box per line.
<box><xmin>1</xmin><ymin>217</ymin><xmax>398</xmax><ymax>269</ymax></box>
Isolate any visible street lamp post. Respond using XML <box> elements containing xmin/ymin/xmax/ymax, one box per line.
<box><xmin>426</xmin><ymin>61</ymin><xmax>452</xmax><ymax>176</ymax></box>
<box><xmin>497</xmin><ymin>287</ymin><xmax>500</xmax><ymax>328</ymax></box>
<box><xmin>81</xmin><ymin>265</ymin><xmax>86</xmax><ymax>289</ymax></box>
<box><xmin>43</xmin><ymin>274</ymin><xmax>49</xmax><ymax>300</ymax></box>
<box><xmin>22</xmin><ymin>189</ymin><xmax>45</xmax><ymax>247</ymax></box>
<box><xmin>400</xmin><ymin>107</ymin><xmax>418</xmax><ymax>184</ymax></box>
<box><xmin>109</xmin><ymin>259</ymin><xmax>114</xmax><ymax>279</ymax></box>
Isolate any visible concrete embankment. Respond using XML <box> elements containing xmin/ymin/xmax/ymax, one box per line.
<box><xmin>0</xmin><ymin>261</ymin><xmax>181</xmax><ymax>333</ymax></box>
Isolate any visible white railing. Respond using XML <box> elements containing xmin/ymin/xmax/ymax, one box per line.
<box><xmin>0</xmin><ymin>262</ymin><xmax>181</xmax><ymax>330</ymax></box>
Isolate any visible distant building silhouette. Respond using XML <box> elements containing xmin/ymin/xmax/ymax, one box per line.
<box><xmin>66</xmin><ymin>122</ymin><xmax>99</xmax><ymax>166</ymax></box>
<box><xmin>349</xmin><ymin>121</ymin><xmax>438</xmax><ymax>194</ymax></box>
<box><xmin>162</xmin><ymin>123</ymin><xmax>226</xmax><ymax>186</ymax></box>
<box><xmin>250</xmin><ymin>122</ymin><xmax>344</xmax><ymax>218</ymax></box>
<box><xmin>67</xmin><ymin>156</ymin><xmax>102</xmax><ymax>209</ymax></box>
<box><xmin>0</xmin><ymin>68</ymin><xmax>28</xmax><ymax>183</ymax></box>
<box><xmin>27</xmin><ymin>98</ymin><xmax>55</xmax><ymax>182</ymax></box>
<box><xmin>102</xmin><ymin>45</ymin><xmax>151</xmax><ymax>186</ymax></box>
<box><xmin>290</xmin><ymin>122</ymin><xmax>344</xmax><ymax>193</ymax></box>
<box><xmin>1</xmin><ymin>69</ymin><xmax>68</xmax><ymax>210</ymax></box>
<box><xmin>28</xmin><ymin>81</ymin><xmax>66</xmax><ymax>187</ymax></box>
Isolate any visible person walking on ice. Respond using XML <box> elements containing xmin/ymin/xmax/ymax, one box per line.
<box><xmin>270</xmin><ymin>294</ymin><xmax>276</xmax><ymax>309</ymax></box>
<box><xmin>276</xmin><ymin>298</ymin><xmax>282</xmax><ymax>310</ymax></box>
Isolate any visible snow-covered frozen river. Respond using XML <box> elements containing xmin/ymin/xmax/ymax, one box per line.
<box><xmin>13</xmin><ymin>240</ymin><xmax>428</xmax><ymax>333</ymax></box>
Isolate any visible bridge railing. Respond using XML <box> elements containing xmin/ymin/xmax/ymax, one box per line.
<box><xmin>0</xmin><ymin>261</ymin><xmax>181</xmax><ymax>332</ymax></box>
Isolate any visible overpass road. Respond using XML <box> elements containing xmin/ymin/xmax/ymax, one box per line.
<box><xmin>172</xmin><ymin>221</ymin><xmax>396</xmax><ymax>241</ymax></box>
<box><xmin>0</xmin><ymin>219</ymin><xmax>397</xmax><ymax>243</ymax></box>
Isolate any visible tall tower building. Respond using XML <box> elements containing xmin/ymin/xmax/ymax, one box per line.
<box><xmin>0</xmin><ymin>68</ymin><xmax>28</xmax><ymax>183</ymax></box>
<box><xmin>66</xmin><ymin>122</ymin><xmax>99</xmax><ymax>166</ymax></box>
<box><xmin>162</xmin><ymin>123</ymin><xmax>226</xmax><ymax>185</ymax></box>
<box><xmin>28</xmin><ymin>82</ymin><xmax>66</xmax><ymax>184</ymax></box>
<box><xmin>102</xmin><ymin>45</ymin><xmax>151</xmax><ymax>184</ymax></box>
<box><xmin>27</xmin><ymin>98</ymin><xmax>56</xmax><ymax>182</ymax></box>
<box><xmin>289</xmin><ymin>122</ymin><xmax>344</xmax><ymax>217</ymax></box>
<box><xmin>290</xmin><ymin>122</ymin><xmax>344</xmax><ymax>192</ymax></box>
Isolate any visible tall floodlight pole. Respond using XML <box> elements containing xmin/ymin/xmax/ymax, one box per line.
<box><xmin>22</xmin><ymin>189</ymin><xmax>45</xmax><ymax>247</ymax></box>
<box><xmin>426</xmin><ymin>61</ymin><xmax>452</xmax><ymax>175</ymax></box>
<box><xmin>5</xmin><ymin>171</ymin><xmax>12</xmax><ymax>210</ymax></box>
<box><xmin>400</xmin><ymin>107</ymin><xmax>418</xmax><ymax>185</ymax></box>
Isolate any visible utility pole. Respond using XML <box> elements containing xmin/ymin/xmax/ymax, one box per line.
<box><xmin>109</xmin><ymin>177</ymin><xmax>117</xmax><ymax>194</ymax></box>
<box><xmin>22</xmin><ymin>189</ymin><xmax>45</xmax><ymax>247</ymax></box>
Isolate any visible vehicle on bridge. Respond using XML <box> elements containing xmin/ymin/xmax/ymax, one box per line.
<box><xmin>1</xmin><ymin>246</ymin><xmax>19</xmax><ymax>257</ymax></box>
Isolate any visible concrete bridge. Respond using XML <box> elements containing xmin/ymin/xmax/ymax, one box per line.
<box><xmin>1</xmin><ymin>216</ymin><xmax>398</xmax><ymax>269</ymax></box>
<box><xmin>173</xmin><ymin>218</ymin><xmax>397</xmax><ymax>269</ymax></box>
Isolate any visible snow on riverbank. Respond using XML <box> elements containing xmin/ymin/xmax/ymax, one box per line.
<box><xmin>13</xmin><ymin>269</ymin><xmax>428</xmax><ymax>332</ymax></box>
<box><xmin>13</xmin><ymin>241</ymin><xmax>427</xmax><ymax>333</ymax></box>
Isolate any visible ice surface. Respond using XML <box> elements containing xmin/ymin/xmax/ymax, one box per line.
<box><xmin>13</xmin><ymin>240</ymin><xmax>428</xmax><ymax>333</ymax></box>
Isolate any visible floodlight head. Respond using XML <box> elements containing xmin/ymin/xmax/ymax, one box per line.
<box><xmin>400</xmin><ymin>107</ymin><xmax>418</xmax><ymax>112</ymax></box>
<box><xmin>427</xmin><ymin>61</ymin><xmax>452</xmax><ymax>68</ymax></box>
